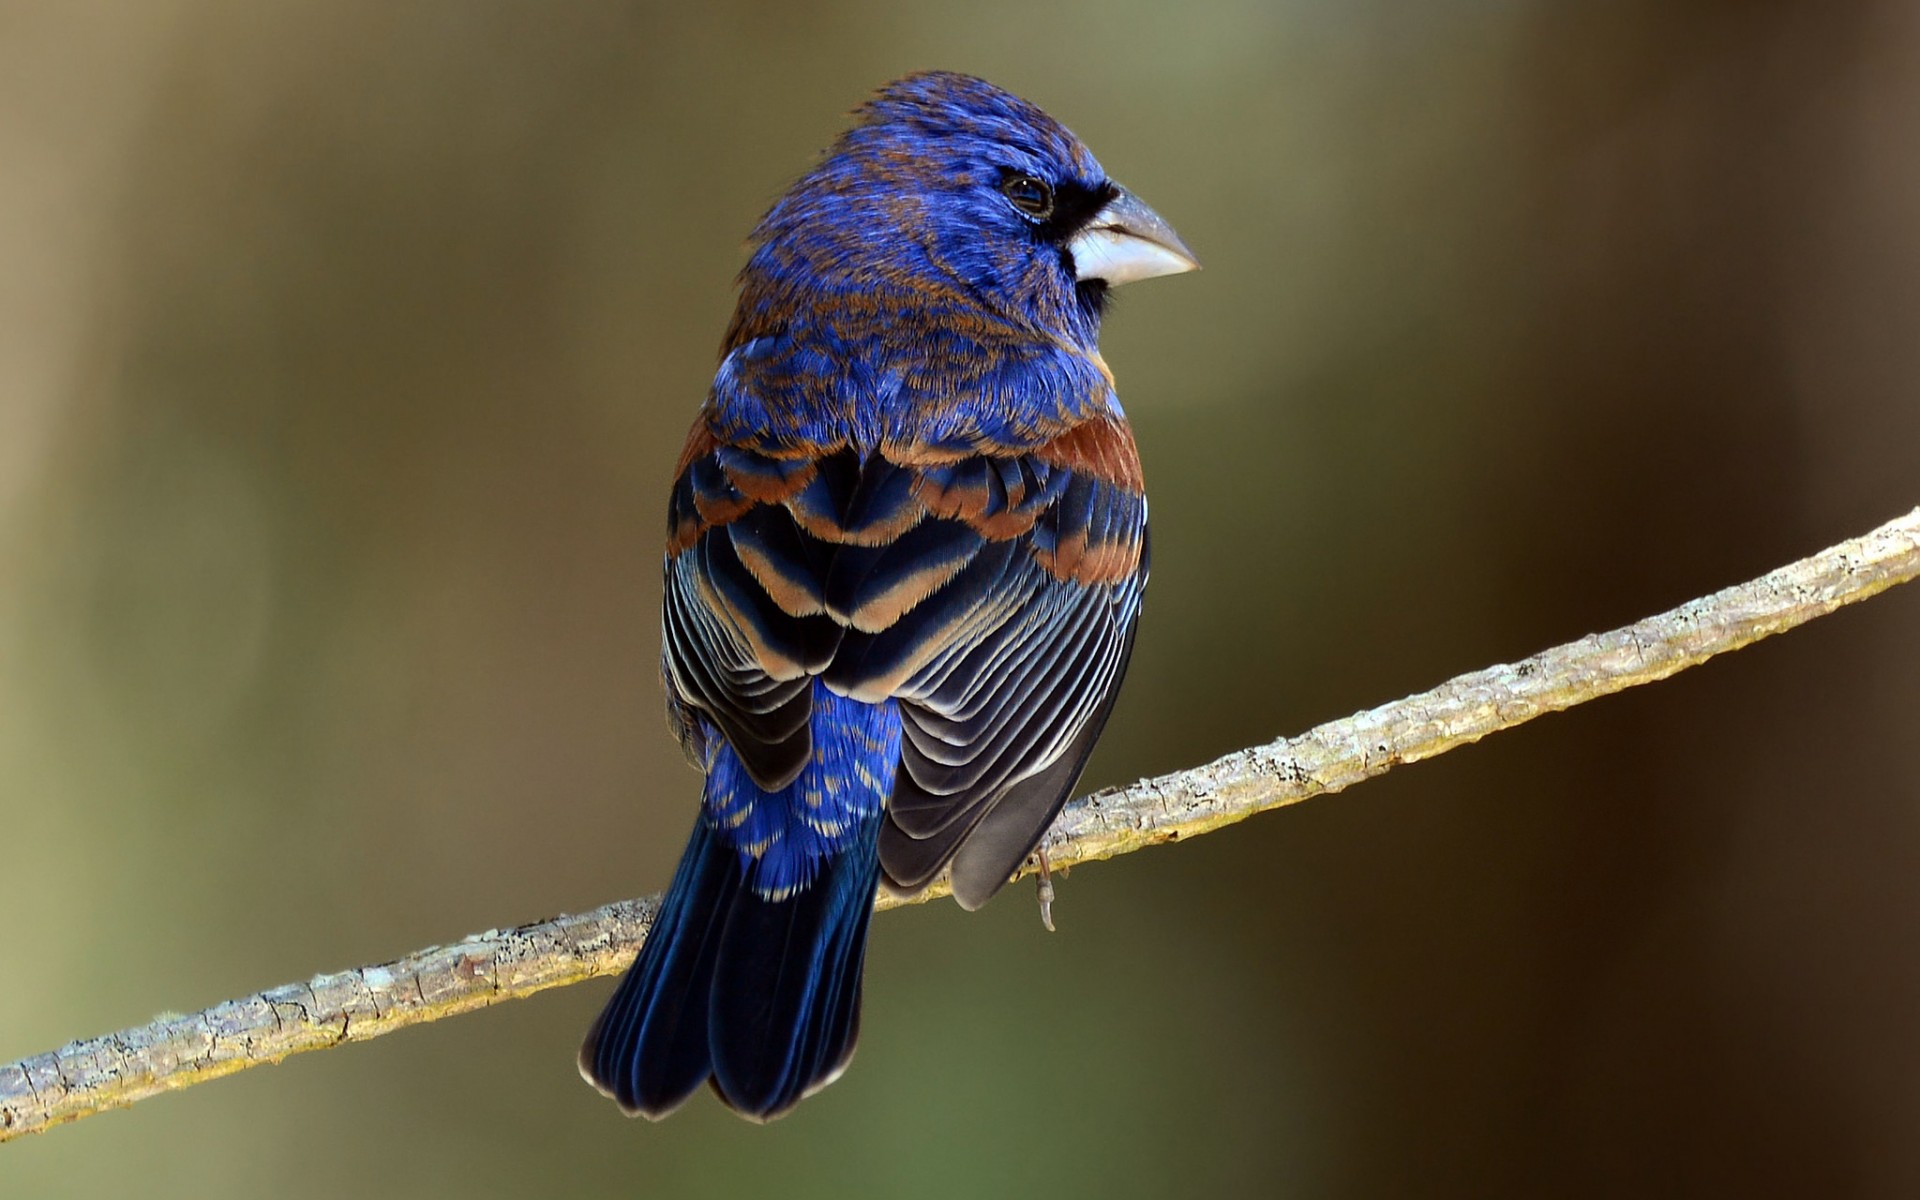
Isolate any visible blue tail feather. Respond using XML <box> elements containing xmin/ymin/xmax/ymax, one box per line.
<box><xmin>580</xmin><ymin>687</ymin><xmax>897</xmax><ymax>1121</ymax></box>
<box><xmin>579</xmin><ymin>812</ymin><xmax>882</xmax><ymax>1121</ymax></box>
<box><xmin>708</xmin><ymin>822</ymin><xmax>880</xmax><ymax>1116</ymax></box>
<box><xmin>578</xmin><ymin>817</ymin><xmax>733</xmax><ymax>1117</ymax></box>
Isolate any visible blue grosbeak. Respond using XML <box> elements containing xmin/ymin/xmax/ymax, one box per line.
<box><xmin>580</xmin><ymin>71</ymin><xmax>1197</xmax><ymax>1122</ymax></box>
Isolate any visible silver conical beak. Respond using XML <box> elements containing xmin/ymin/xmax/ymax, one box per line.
<box><xmin>1067</xmin><ymin>187</ymin><xmax>1200</xmax><ymax>286</ymax></box>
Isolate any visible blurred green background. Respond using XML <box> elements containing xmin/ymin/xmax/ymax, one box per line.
<box><xmin>4</xmin><ymin>1</ymin><xmax>1919</xmax><ymax>1196</ymax></box>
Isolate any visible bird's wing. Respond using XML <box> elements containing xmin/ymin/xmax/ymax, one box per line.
<box><xmin>661</xmin><ymin>428</ymin><xmax>842</xmax><ymax>791</ymax></box>
<box><xmin>663</xmin><ymin>412</ymin><xmax>1148</xmax><ymax>907</ymax></box>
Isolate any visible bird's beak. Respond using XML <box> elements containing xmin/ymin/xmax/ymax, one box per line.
<box><xmin>1068</xmin><ymin>187</ymin><xmax>1200</xmax><ymax>286</ymax></box>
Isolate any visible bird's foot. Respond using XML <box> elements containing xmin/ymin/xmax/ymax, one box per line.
<box><xmin>1035</xmin><ymin>846</ymin><xmax>1057</xmax><ymax>933</ymax></box>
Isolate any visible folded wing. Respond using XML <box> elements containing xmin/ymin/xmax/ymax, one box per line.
<box><xmin>664</xmin><ymin>412</ymin><xmax>1148</xmax><ymax>909</ymax></box>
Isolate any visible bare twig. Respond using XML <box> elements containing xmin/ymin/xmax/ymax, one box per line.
<box><xmin>3</xmin><ymin>507</ymin><xmax>1916</xmax><ymax>1142</ymax></box>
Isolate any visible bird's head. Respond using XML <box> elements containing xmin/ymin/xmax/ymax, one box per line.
<box><xmin>737</xmin><ymin>72</ymin><xmax>1197</xmax><ymax>347</ymax></box>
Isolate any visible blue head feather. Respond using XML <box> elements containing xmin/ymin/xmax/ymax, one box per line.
<box><xmin>734</xmin><ymin>71</ymin><xmax>1116</xmax><ymax>354</ymax></box>
<box><xmin>714</xmin><ymin>73</ymin><xmax>1125</xmax><ymax>459</ymax></box>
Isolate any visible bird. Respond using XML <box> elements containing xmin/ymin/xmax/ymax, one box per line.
<box><xmin>579</xmin><ymin>70</ymin><xmax>1197</xmax><ymax>1123</ymax></box>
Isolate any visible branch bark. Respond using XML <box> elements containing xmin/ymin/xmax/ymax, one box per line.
<box><xmin>4</xmin><ymin>507</ymin><xmax>1917</xmax><ymax>1142</ymax></box>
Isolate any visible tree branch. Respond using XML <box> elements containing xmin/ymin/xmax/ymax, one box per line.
<box><xmin>4</xmin><ymin>507</ymin><xmax>1916</xmax><ymax>1142</ymax></box>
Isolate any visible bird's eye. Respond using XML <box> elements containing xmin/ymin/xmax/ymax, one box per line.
<box><xmin>1001</xmin><ymin>175</ymin><xmax>1055</xmax><ymax>220</ymax></box>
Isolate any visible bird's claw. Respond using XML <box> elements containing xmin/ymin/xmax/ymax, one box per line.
<box><xmin>1035</xmin><ymin>846</ymin><xmax>1057</xmax><ymax>933</ymax></box>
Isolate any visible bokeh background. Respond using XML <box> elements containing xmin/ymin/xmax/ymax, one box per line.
<box><xmin>4</xmin><ymin>1</ymin><xmax>1919</xmax><ymax>1196</ymax></box>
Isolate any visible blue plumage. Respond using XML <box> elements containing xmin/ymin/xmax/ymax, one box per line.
<box><xmin>705</xmin><ymin>685</ymin><xmax>900</xmax><ymax>901</ymax></box>
<box><xmin>581</xmin><ymin>689</ymin><xmax>894</xmax><ymax>1119</ymax></box>
<box><xmin>580</xmin><ymin>72</ymin><xmax>1196</xmax><ymax>1121</ymax></box>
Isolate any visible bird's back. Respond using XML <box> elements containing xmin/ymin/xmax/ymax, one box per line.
<box><xmin>667</xmin><ymin>301</ymin><xmax>1148</xmax><ymax>905</ymax></box>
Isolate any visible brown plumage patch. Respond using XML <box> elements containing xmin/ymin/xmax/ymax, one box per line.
<box><xmin>674</xmin><ymin>420</ymin><xmax>720</xmax><ymax>476</ymax></box>
<box><xmin>690</xmin><ymin>489</ymin><xmax>756</xmax><ymax>530</ymax></box>
<box><xmin>1033</xmin><ymin>530</ymin><xmax>1141</xmax><ymax>586</ymax></box>
<box><xmin>731</xmin><ymin>529</ymin><xmax>827</xmax><ymax>618</ymax></box>
<box><xmin>671</xmin><ymin>413</ymin><xmax>1143</xmax><ymax>577</ymax></box>
<box><xmin>789</xmin><ymin>496</ymin><xmax>930</xmax><ymax>547</ymax></box>
<box><xmin>879</xmin><ymin>437</ymin><xmax>972</xmax><ymax>467</ymax></box>
<box><xmin>1032</xmin><ymin>415</ymin><xmax>1144</xmax><ymax>493</ymax></box>
<box><xmin>668</xmin><ymin>513</ymin><xmax>705</xmax><ymax>557</ymax></box>
<box><xmin>724</xmin><ymin>458</ymin><xmax>818</xmax><ymax>504</ymax></box>
<box><xmin>832</xmin><ymin>553</ymin><xmax>974</xmax><ymax>633</ymax></box>
<box><xmin>915</xmin><ymin>474</ymin><xmax>1043</xmax><ymax>541</ymax></box>
<box><xmin>669</xmin><ymin>419</ymin><xmax>828</xmax><ymax>558</ymax></box>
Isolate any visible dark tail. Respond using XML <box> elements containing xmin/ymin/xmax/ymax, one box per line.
<box><xmin>578</xmin><ymin>812</ymin><xmax>881</xmax><ymax>1122</ymax></box>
